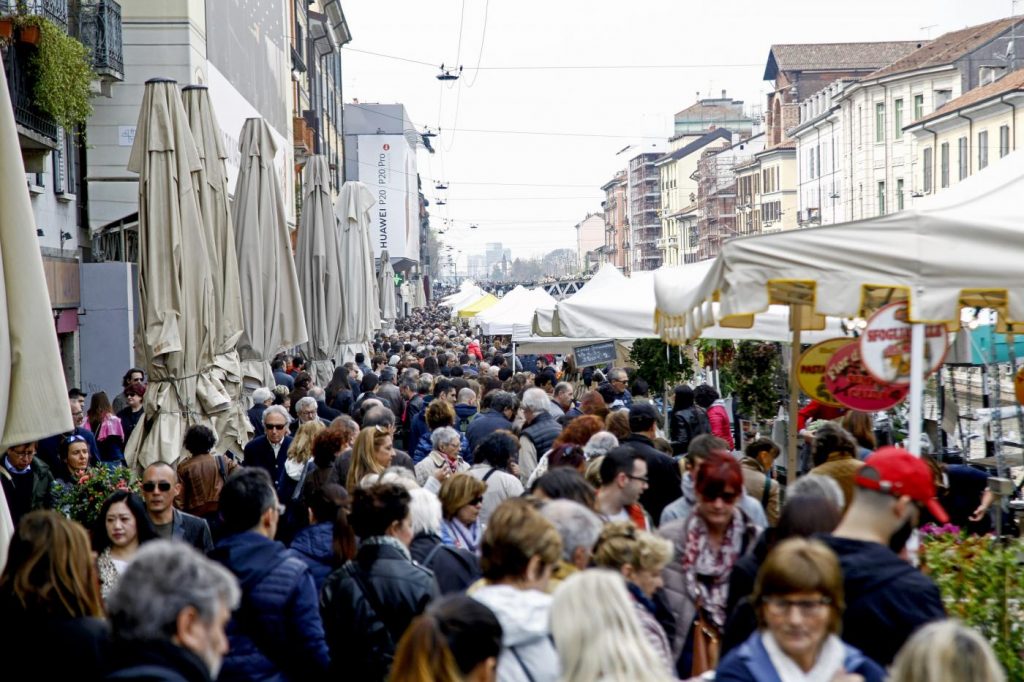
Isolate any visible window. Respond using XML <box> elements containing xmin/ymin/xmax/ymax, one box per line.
<box><xmin>896</xmin><ymin>178</ymin><xmax>904</xmax><ymax>211</ymax></box>
<box><xmin>1000</xmin><ymin>124</ymin><xmax>1011</xmax><ymax>157</ymax></box>
<box><xmin>877</xmin><ymin>181</ymin><xmax>886</xmax><ymax>216</ymax></box>
<box><xmin>978</xmin><ymin>130</ymin><xmax>989</xmax><ymax>170</ymax></box>
<box><xmin>816</xmin><ymin>145</ymin><xmax>821</xmax><ymax>177</ymax></box>
<box><xmin>857</xmin><ymin>105</ymin><xmax>863</xmax><ymax>147</ymax></box>
<box><xmin>809</xmin><ymin>149</ymin><xmax>815</xmax><ymax>178</ymax></box>
<box><xmin>958</xmin><ymin>136</ymin><xmax>968</xmax><ymax>180</ymax></box>
<box><xmin>940</xmin><ymin>143</ymin><xmax>949</xmax><ymax>188</ymax></box>
<box><xmin>894</xmin><ymin>99</ymin><xmax>904</xmax><ymax>137</ymax></box>
<box><xmin>913</xmin><ymin>94</ymin><xmax>924</xmax><ymax>121</ymax></box>
<box><xmin>875</xmin><ymin>102</ymin><xmax>885</xmax><ymax>143</ymax></box>
<box><xmin>923</xmin><ymin>148</ymin><xmax>933</xmax><ymax>193</ymax></box>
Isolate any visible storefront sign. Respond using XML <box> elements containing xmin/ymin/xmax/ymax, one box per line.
<box><xmin>797</xmin><ymin>338</ymin><xmax>850</xmax><ymax>408</ymax></box>
<box><xmin>860</xmin><ymin>302</ymin><xmax>948</xmax><ymax>386</ymax></box>
<box><xmin>824</xmin><ymin>340</ymin><xmax>909</xmax><ymax>411</ymax></box>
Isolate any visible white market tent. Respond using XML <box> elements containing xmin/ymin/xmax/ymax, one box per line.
<box><xmin>654</xmin><ymin>147</ymin><xmax>1024</xmax><ymax>464</ymax></box>
<box><xmin>533</xmin><ymin>263</ymin><xmax>626</xmax><ymax>336</ymax></box>
<box><xmin>442</xmin><ymin>280</ymin><xmax>479</xmax><ymax>305</ymax></box>
<box><xmin>443</xmin><ymin>285</ymin><xmax>486</xmax><ymax>314</ymax></box>
<box><xmin>477</xmin><ymin>286</ymin><xmax>557</xmax><ymax>336</ymax></box>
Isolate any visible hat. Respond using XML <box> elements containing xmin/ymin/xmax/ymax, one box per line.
<box><xmin>628</xmin><ymin>402</ymin><xmax>659</xmax><ymax>430</ymax></box>
<box><xmin>855</xmin><ymin>446</ymin><xmax>949</xmax><ymax>524</ymax></box>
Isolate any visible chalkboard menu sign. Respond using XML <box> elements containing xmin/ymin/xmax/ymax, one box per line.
<box><xmin>573</xmin><ymin>340</ymin><xmax>617</xmax><ymax>368</ymax></box>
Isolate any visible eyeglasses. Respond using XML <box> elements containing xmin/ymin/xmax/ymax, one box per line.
<box><xmin>64</xmin><ymin>434</ymin><xmax>86</xmax><ymax>445</ymax></box>
<box><xmin>627</xmin><ymin>474</ymin><xmax>649</xmax><ymax>484</ymax></box>
<box><xmin>142</xmin><ymin>481</ymin><xmax>173</xmax><ymax>493</ymax></box>
<box><xmin>762</xmin><ymin>596</ymin><xmax>832</xmax><ymax>617</ymax></box>
<box><xmin>470</xmin><ymin>496</ymin><xmax>484</xmax><ymax>506</ymax></box>
<box><xmin>704</xmin><ymin>490</ymin><xmax>739</xmax><ymax>503</ymax></box>
<box><xmin>265</xmin><ymin>423</ymin><xmax>287</xmax><ymax>431</ymax></box>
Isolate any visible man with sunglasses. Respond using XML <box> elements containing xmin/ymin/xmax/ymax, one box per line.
<box><xmin>243</xmin><ymin>405</ymin><xmax>292</xmax><ymax>480</ymax></box>
<box><xmin>142</xmin><ymin>462</ymin><xmax>214</xmax><ymax>554</ymax></box>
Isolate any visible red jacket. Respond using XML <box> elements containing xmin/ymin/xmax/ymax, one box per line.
<box><xmin>466</xmin><ymin>340</ymin><xmax>483</xmax><ymax>360</ymax></box>
<box><xmin>707</xmin><ymin>404</ymin><xmax>734</xmax><ymax>450</ymax></box>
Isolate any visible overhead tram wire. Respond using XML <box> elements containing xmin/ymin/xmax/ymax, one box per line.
<box><xmin>344</xmin><ymin>47</ymin><xmax>760</xmax><ymax>71</ymax></box>
<box><xmin>462</xmin><ymin>0</ymin><xmax>490</xmax><ymax>89</ymax></box>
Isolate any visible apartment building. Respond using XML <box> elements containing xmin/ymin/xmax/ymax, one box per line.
<box><xmin>694</xmin><ymin>134</ymin><xmax>765</xmax><ymax>261</ymax></box>
<box><xmin>600</xmin><ymin>170</ymin><xmax>628</xmax><ymax>272</ymax></box>
<box><xmin>628</xmin><ymin>152</ymin><xmax>662</xmax><ymax>271</ymax></box>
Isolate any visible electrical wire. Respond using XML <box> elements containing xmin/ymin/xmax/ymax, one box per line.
<box><xmin>463</xmin><ymin>0</ymin><xmax>490</xmax><ymax>88</ymax></box>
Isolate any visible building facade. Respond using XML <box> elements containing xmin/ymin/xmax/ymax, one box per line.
<box><xmin>828</xmin><ymin>18</ymin><xmax>1024</xmax><ymax>220</ymax></box>
<box><xmin>694</xmin><ymin>134</ymin><xmax>765</xmax><ymax>261</ymax></box>
<box><xmin>627</xmin><ymin>152</ymin><xmax>662</xmax><ymax>271</ymax></box>
<box><xmin>600</xmin><ymin>170</ymin><xmax>628</xmax><ymax>272</ymax></box>
<box><xmin>656</xmin><ymin>129</ymin><xmax>733</xmax><ymax>266</ymax></box>
<box><xmin>906</xmin><ymin>68</ymin><xmax>1024</xmax><ymax>195</ymax></box>
<box><xmin>574</xmin><ymin>213</ymin><xmax>604</xmax><ymax>272</ymax></box>
<box><xmin>5</xmin><ymin>0</ymin><xmax>125</xmax><ymax>390</ymax></box>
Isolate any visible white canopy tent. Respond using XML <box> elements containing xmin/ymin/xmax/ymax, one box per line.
<box><xmin>477</xmin><ymin>286</ymin><xmax>557</xmax><ymax>336</ymax></box>
<box><xmin>532</xmin><ymin>263</ymin><xmax>626</xmax><ymax>336</ymax></box>
<box><xmin>445</xmin><ymin>288</ymin><xmax>487</xmax><ymax>317</ymax></box>
<box><xmin>654</xmin><ymin>148</ymin><xmax>1024</xmax><ymax>464</ymax></box>
<box><xmin>442</xmin><ymin>281</ymin><xmax>479</xmax><ymax>305</ymax></box>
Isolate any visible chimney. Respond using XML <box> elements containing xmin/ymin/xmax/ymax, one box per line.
<box><xmin>721</xmin><ymin>89</ymin><xmax>727</xmax><ymax>99</ymax></box>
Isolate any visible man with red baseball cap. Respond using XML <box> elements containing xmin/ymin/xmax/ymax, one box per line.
<box><xmin>818</xmin><ymin>446</ymin><xmax>947</xmax><ymax>667</ymax></box>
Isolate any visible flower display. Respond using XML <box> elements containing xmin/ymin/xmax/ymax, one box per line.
<box><xmin>52</xmin><ymin>465</ymin><xmax>140</xmax><ymax>527</ymax></box>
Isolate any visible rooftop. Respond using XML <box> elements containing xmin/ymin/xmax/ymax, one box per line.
<box><xmin>866</xmin><ymin>17</ymin><xmax>1024</xmax><ymax>80</ymax></box>
<box><xmin>763</xmin><ymin>41</ymin><xmax>924</xmax><ymax>80</ymax></box>
<box><xmin>654</xmin><ymin>128</ymin><xmax>733</xmax><ymax>165</ymax></box>
<box><xmin>909</xmin><ymin>67</ymin><xmax>1024</xmax><ymax>127</ymax></box>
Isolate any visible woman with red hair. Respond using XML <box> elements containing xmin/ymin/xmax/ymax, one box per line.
<box><xmin>656</xmin><ymin>453</ymin><xmax>761</xmax><ymax>678</ymax></box>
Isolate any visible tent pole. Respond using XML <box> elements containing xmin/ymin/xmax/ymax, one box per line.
<box><xmin>788</xmin><ymin>306</ymin><xmax>802</xmax><ymax>482</ymax></box>
<box><xmin>908</xmin><ymin>322</ymin><xmax>925</xmax><ymax>456</ymax></box>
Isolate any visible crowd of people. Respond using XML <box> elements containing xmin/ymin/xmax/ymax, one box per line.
<box><xmin>0</xmin><ymin>301</ymin><xmax>1009</xmax><ymax>682</ymax></box>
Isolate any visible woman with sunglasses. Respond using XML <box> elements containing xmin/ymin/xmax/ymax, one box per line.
<box><xmin>438</xmin><ymin>474</ymin><xmax>487</xmax><ymax>554</ymax></box>
<box><xmin>658</xmin><ymin>453</ymin><xmax>761</xmax><ymax>678</ymax></box>
<box><xmin>716</xmin><ymin>538</ymin><xmax>884</xmax><ymax>682</ymax></box>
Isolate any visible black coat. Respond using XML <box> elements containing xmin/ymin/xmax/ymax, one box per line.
<box><xmin>409</xmin><ymin>532</ymin><xmax>480</xmax><ymax>594</ymax></box>
<box><xmin>104</xmin><ymin>639</ymin><xmax>211</xmax><ymax>682</ymax></box>
<box><xmin>320</xmin><ymin>541</ymin><xmax>439</xmax><ymax>680</ymax></box>
<box><xmin>621</xmin><ymin>434</ymin><xmax>682</xmax><ymax>526</ymax></box>
<box><xmin>171</xmin><ymin>508</ymin><xmax>215</xmax><ymax>554</ymax></box>
<box><xmin>669</xmin><ymin>406</ymin><xmax>709</xmax><ymax>456</ymax></box>
<box><xmin>818</xmin><ymin>534</ymin><xmax>946</xmax><ymax>666</ymax></box>
<box><xmin>242</xmin><ymin>435</ymin><xmax>291</xmax><ymax>480</ymax></box>
<box><xmin>247</xmin><ymin>404</ymin><xmax>266</xmax><ymax>437</ymax></box>
<box><xmin>0</xmin><ymin>604</ymin><xmax>109</xmax><ymax>682</ymax></box>
<box><xmin>317</xmin><ymin>401</ymin><xmax>341</xmax><ymax>423</ymax></box>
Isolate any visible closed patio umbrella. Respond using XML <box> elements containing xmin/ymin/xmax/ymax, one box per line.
<box><xmin>296</xmin><ymin>155</ymin><xmax>344</xmax><ymax>386</ymax></box>
<box><xmin>336</xmin><ymin>181</ymin><xmax>380</xmax><ymax>347</ymax></box>
<box><xmin>0</xmin><ymin>53</ymin><xmax>73</xmax><ymax>451</ymax></box>
<box><xmin>233</xmin><ymin>118</ymin><xmax>307</xmax><ymax>390</ymax></box>
<box><xmin>125</xmin><ymin>78</ymin><xmax>219</xmax><ymax>469</ymax></box>
<box><xmin>378</xmin><ymin>249</ymin><xmax>398</xmax><ymax>324</ymax></box>
<box><xmin>182</xmin><ymin>85</ymin><xmax>250</xmax><ymax>455</ymax></box>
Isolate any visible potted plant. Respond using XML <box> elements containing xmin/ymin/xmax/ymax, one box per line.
<box><xmin>30</xmin><ymin>18</ymin><xmax>95</xmax><ymax>130</ymax></box>
<box><xmin>0</xmin><ymin>18</ymin><xmax>14</xmax><ymax>42</ymax></box>
<box><xmin>17</xmin><ymin>21</ymin><xmax>39</xmax><ymax>45</ymax></box>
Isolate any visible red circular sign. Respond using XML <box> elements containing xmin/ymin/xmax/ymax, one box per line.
<box><xmin>824</xmin><ymin>340</ymin><xmax>909</xmax><ymax>412</ymax></box>
<box><xmin>383</xmin><ymin>143</ymin><xmax>390</xmax><ymax>151</ymax></box>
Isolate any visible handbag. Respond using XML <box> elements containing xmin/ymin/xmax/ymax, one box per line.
<box><xmin>690</xmin><ymin>602</ymin><xmax>721</xmax><ymax>677</ymax></box>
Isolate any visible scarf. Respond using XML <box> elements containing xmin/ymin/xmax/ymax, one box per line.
<box><xmin>441</xmin><ymin>517</ymin><xmax>482</xmax><ymax>553</ymax></box>
<box><xmin>680</xmin><ymin>507</ymin><xmax>745</xmax><ymax>629</ymax></box>
<box><xmin>762</xmin><ymin>632</ymin><xmax>846</xmax><ymax>682</ymax></box>
<box><xmin>360</xmin><ymin>534</ymin><xmax>412</xmax><ymax>561</ymax></box>
<box><xmin>430</xmin><ymin>449</ymin><xmax>462</xmax><ymax>476</ymax></box>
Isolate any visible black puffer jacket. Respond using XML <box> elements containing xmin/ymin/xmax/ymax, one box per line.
<box><xmin>320</xmin><ymin>539</ymin><xmax>439</xmax><ymax>680</ymax></box>
<box><xmin>409</xmin><ymin>532</ymin><xmax>481</xmax><ymax>594</ymax></box>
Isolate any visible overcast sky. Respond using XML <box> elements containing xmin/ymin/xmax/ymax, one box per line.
<box><xmin>342</xmin><ymin>0</ymin><xmax>1016</xmax><ymax>267</ymax></box>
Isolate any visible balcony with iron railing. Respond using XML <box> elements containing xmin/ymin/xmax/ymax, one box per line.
<box><xmin>0</xmin><ymin>0</ymin><xmax>68</xmax><ymax>30</ymax></box>
<box><xmin>3</xmin><ymin>42</ymin><xmax>59</xmax><ymax>147</ymax></box>
<box><xmin>77</xmin><ymin>0</ymin><xmax>123</xmax><ymax>82</ymax></box>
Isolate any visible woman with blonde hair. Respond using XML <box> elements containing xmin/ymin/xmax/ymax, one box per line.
<box><xmin>551</xmin><ymin>569</ymin><xmax>674</xmax><ymax>682</ymax></box>
<box><xmin>889</xmin><ymin>620</ymin><xmax>1004</xmax><ymax>682</ymax></box>
<box><xmin>276</xmin><ymin>420</ymin><xmax>325</xmax><ymax>543</ymax></box>
<box><xmin>593</xmin><ymin>522</ymin><xmax>676</xmax><ymax>674</ymax></box>
<box><xmin>439</xmin><ymin>473</ymin><xmax>487</xmax><ymax>554</ymax></box>
<box><xmin>346</xmin><ymin>425</ymin><xmax>395</xmax><ymax>490</ymax></box>
<box><xmin>0</xmin><ymin>511</ymin><xmax>108</xmax><ymax>679</ymax></box>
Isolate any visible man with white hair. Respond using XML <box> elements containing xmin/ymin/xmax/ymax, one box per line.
<box><xmin>518</xmin><ymin>387</ymin><xmax>563</xmax><ymax>485</ymax></box>
<box><xmin>105</xmin><ymin>541</ymin><xmax>240</xmax><ymax>681</ymax></box>
<box><xmin>243</xmin><ymin>405</ymin><xmax>292</xmax><ymax>479</ymax></box>
<box><xmin>291</xmin><ymin>396</ymin><xmax>329</xmax><ymax>434</ymax></box>
<box><xmin>539</xmin><ymin>499</ymin><xmax>603</xmax><ymax>587</ymax></box>
<box><xmin>247</xmin><ymin>387</ymin><xmax>274</xmax><ymax>437</ymax></box>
